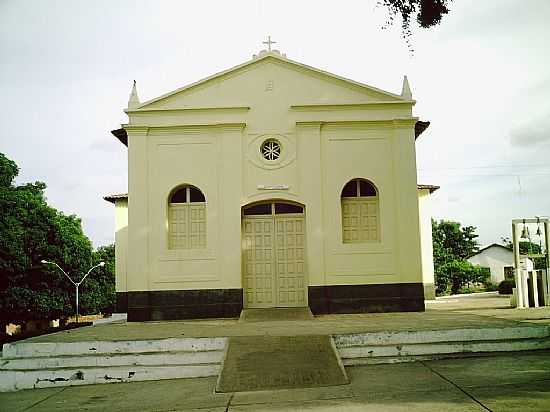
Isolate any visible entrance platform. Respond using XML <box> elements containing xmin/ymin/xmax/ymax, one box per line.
<box><xmin>215</xmin><ymin>308</ymin><xmax>348</xmax><ymax>392</ymax></box>
<box><xmin>2</xmin><ymin>294</ymin><xmax>550</xmax><ymax>392</ymax></box>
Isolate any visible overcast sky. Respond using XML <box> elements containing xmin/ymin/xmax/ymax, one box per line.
<box><xmin>1</xmin><ymin>0</ymin><xmax>549</xmax><ymax>248</ymax></box>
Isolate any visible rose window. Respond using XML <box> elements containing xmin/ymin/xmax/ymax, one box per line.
<box><xmin>260</xmin><ymin>139</ymin><xmax>281</xmax><ymax>161</ymax></box>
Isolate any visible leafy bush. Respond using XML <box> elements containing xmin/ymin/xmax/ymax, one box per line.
<box><xmin>498</xmin><ymin>279</ymin><xmax>515</xmax><ymax>295</ymax></box>
<box><xmin>484</xmin><ymin>282</ymin><xmax>499</xmax><ymax>292</ymax></box>
<box><xmin>435</xmin><ymin>260</ymin><xmax>490</xmax><ymax>295</ymax></box>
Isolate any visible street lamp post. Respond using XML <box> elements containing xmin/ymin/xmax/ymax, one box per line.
<box><xmin>41</xmin><ymin>260</ymin><xmax>105</xmax><ymax>323</ymax></box>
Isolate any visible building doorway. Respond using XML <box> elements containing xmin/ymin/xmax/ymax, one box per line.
<box><xmin>242</xmin><ymin>201</ymin><xmax>307</xmax><ymax>308</ymax></box>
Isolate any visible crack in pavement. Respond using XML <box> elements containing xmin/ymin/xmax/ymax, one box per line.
<box><xmin>420</xmin><ymin>360</ymin><xmax>493</xmax><ymax>412</ymax></box>
<box><xmin>225</xmin><ymin>393</ymin><xmax>234</xmax><ymax>412</ymax></box>
<box><xmin>21</xmin><ymin>387</ymin><xmax>68</xmax><ymax>412</ymax></box>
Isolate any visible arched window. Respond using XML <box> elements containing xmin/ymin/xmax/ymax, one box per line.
<box><xmin>341</xmin><ymin>179</ymin><xmax>379</xmax><ymax>243</ymax></box>
<box><xmin>168</xmin><ymin>185</ymin><xmax>206</xmax><ymax>249</ymax></box>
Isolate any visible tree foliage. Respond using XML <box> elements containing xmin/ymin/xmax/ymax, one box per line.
<box><xmin>500</xmin><ymin>237</ymin><xmax>546</xmax><ymax>270</ymax></box>
<box><xmin>432</xmin><ymin>219</ymin><xmax>488</xmax><ymax>295</ymax></box>
<box><xmin>0</xmin><ymin>153</ymin><xmax>114</xmax><ymax>324</ymax></box>
<box><xmin>432</xmin><ymin>219</ymin><xmax>479</xmax><ymax>265</ymax></box>
<box><xmin>436</xmin><ymin>260</ymin><xmax>489</xmax><ymax>295</ymax></box>
<box><xmin>379</xmin><ymin>0</ymin><xmax>452</xmax><ymax>49</ymax></box>
<box><xmin>81</xmin><ymin>244</ymin><xmax>116</xmax><ymax>315</ymax></box>
<box><xmin>381</xmin><ymin>0</ymin><xmax>451</xmax><ymax>30</ymax></box>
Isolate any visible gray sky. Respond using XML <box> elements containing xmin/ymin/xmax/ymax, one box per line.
<box><xmin>1</xmin><ymin>0</ymin><xmax>549</xmax><ymax>248</ymax></box>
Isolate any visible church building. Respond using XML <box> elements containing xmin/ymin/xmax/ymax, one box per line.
<box><xmin>105</xmin><ymin>45</ymin><xmax>438</xmax><ymax>321</ymax></box>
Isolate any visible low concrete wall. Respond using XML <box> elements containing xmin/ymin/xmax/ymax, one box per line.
<box><xmin>334</xmin><ymin>325</ymin><xmax>550</xmax><ymax>365</ymax></box>
<box><xmin>0</xmin><ymin>337</ymin><xmax>226</xmax><ymax>392</ymax></box>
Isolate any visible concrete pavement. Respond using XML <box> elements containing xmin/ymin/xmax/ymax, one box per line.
<box><xmin>20</xmin><ymin>294</ymin><xmax>550</xmax><ymax>344</ymax></box>
<box><xmin>2</xmin><ymin>350</ymin><xmax>550</xmax><ymax>411</ymax></box>
<box><xmin>4</xmin><ymin>293</ymin><xmax>550</xmax><ymax>393</ymax></box>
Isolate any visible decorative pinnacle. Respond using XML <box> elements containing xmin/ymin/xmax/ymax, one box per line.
<box><xmin>128</xmin><ymin>80</ymin><xmax>140</xmax><ymax>109</ymax></box>
<box><xmin>401</xmin><ymin>75</ymin><xmax>412</xmax><ymax>100</ymax></box>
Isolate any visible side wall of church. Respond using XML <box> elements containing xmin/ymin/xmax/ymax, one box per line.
<box><xmin>418</xmin><ymin>189</ymin><xmax>436</xmax><ymax>299</ymax></box>
<box><xmin>114</xmin><ymin>199</ymin><xmax>128</xmax><ymax>310</ymax></box>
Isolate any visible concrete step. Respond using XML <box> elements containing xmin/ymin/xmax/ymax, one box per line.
<box><xmin>334</xmin><ymin>325</ymin><xmax>550</xmax><ymax>365</ymax></box>
<box><xmin>0</xmin><ymin>363</ymin><xmax>220</xmax><ymax>392</ymax></box>
<box><xmin>2</xmin><ymin>337</ymin><xmax>226</xmax><ymax>358</ymax></box>
<box><xmin>1</xmin><ymin>350</ymin><xmax>223</xmax><ymax>370</ymax></box>
<box><xmin>340</xmin><ymin>345</ymin><xmax>550</xmax><ymax>366</ymax></box>
<box><xmin>334</xmin><ymin>325</ymin><xmax>550</xmax><ymax>347</ymax></box>
<box><xmin>0</xmin><ymin>337</ymin><xmax>226</xmax><ymax>392</ymax></box>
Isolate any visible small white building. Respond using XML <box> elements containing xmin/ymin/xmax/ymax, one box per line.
<box><xmin>468</xmin><ymin>244</ymin><xmax>515</xmax><ymax>284</ymax></box>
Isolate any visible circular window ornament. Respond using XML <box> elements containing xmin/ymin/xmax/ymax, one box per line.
<box><xmin>260</xmin><ymin>139</ymin><xmax>281</xmax><ymax>161</ymax></box>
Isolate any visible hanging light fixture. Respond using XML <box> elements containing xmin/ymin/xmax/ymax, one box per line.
<box><xmin>520</xmin><ymin>219</ymin><xmax>530</xmax><ymax>241</ymax></box>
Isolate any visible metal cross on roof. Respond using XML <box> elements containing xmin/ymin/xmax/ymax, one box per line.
<box><xmin>263</xmin><ymin>35</ymin><xmax>277</xmax><ymax>51</ymax></box>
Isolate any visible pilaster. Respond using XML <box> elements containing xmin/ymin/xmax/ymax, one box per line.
<box><xmin>296</xmin><ymin>122</ymin><xmax>326</xmax><ymax>286</ymax></box>
<box><xmin>126</xmin><ymin>126</ymin><xmax>150</xmax><ymax>291</ymax></box>
<box><xmin>391</xmin><ymin>120</ymin><xmax>423</xmax><ymax>284</ymax></box>
<box><xmin>218</xmin><ymin>124</ymin><xmax>246</xmax><ymax>289</ymax></box>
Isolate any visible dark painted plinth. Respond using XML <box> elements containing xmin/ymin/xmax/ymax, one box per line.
<box><xmin>308</xmin><ymin>283</ymin><xmax>425</xmax><ymax>315</ymax></box>
<box><xmin>120</xmin><ymin>289</ymin><xmax>243</xmax><ymax>322</ymax></box>
<box><xmin>116</xmin><ymin>292</ymin><xmax>128</xmax><ymax>313</ymax></box>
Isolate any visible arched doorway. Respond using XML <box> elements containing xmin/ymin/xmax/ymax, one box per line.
<box><xmin>242</xmin><ymin>201</ymin><xmax>307</xmax><ymax>308</ymax></box>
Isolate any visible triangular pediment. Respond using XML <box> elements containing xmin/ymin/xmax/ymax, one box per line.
<box><xmin>134</xmin><ymin>52</ymin><xmax>410</xmax><ymax>111</ymax></box>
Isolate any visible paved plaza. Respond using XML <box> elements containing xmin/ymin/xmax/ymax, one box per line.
<box><xmin>3</xmin><ymin>293</ymin><xmax>550</xmax><ymax>410</ymax></box>
<box><xmin>20</xmin><ymin>294</ymin><xmax>550</xmax><ymax>344</ymax></box>
<box><xmin>1</xmin><ymin>350</ymin><xmax>550</xmax><ymax>411</ymax></box>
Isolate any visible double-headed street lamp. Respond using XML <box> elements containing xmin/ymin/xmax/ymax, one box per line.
<box><xmin>41</xmin><ymin>260</ymin><xmax>105</xmax><ymax>323</ymax></box>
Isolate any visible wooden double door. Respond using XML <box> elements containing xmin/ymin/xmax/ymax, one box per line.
<box><xmin>242</xmin><ymin>202</ymin><xmax>307</xmax><ymax>308</ymax></box>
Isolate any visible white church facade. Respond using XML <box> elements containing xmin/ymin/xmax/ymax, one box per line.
<box><xmin>105</xmin><ymin>48</ymin><xmax>438</xmax><ymax>321</ymax></box>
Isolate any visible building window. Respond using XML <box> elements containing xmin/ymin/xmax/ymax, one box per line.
<box><xmin>168</xmin><ymin>185</ymin><xmax>206</xmax><ymax>249</ymax></box>
<box><xmin>341</xmin><ymin>179</ymin><xmax>379</xmax><ymax>243</ymax></box>
<box><xmin>504</xmin><ymin>266</ymin><xmax>514</xmax><ymax>280</ymax></box>
<box><xmin>260</xmin><ymin>139</ymin><xmax>281</xmax><ymax>161</ymax></box>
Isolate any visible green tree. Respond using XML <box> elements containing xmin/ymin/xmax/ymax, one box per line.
<box><xmin>500</xmin><ymin>237</ymin><xmax>546</xmax><ymax>270</ymax></box>
<box><xmin>0</xmin><ymin>153</ymin><xmax>95</xmax><ymax>330</ymax></box>
<box><xmin>432</xmin><ymin>219</ymin><xmax>479</xmax><ymax>264</ymax></box>
<box><xmin>432</xmin><ymin>219</ymin><xmax>482</xmax><ymax>295</ymax></box>
<box><xmin>81</xmin><ymin>244</ymin><xmax>116</xmax><ymax>315</ymax></box>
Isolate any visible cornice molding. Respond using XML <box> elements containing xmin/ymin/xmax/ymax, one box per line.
<box><xmin>146</xmin><ymin>122</ymin><xmax>247</xmax><ymax>134</ymax></box>
<box><xmin>125</xmin><ymin>106</ymin><xmax>250</xmax><ymax>115</ymax></box>
<box><xmin>295</xmin><ymin>121</ymin><xmax>323</xmax><ymax>128</ymax></box>
<box><xmin>296</xmin><ymin>118</ymin><xmax>417</xmax><ymax>129</ymax></box>
<box><xmin>392</xmin><ymin>117</ymin><xmax>419</xmax><ymax>128</ymax></box>
<box><xmin>123</xmin><ymin>125</ymin><xmax>149</xmax><ymax>135</ymax></box>
<box><xmin>290</xmin><ymin>101</ymin><xmax>415</xmax><ymax>111</ymax></box>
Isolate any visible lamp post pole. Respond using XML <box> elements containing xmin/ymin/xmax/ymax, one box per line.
<box><xmin>41</xmin><ymin>260</ymin><xmax>105</xmax><ymax>323</ymax></box>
